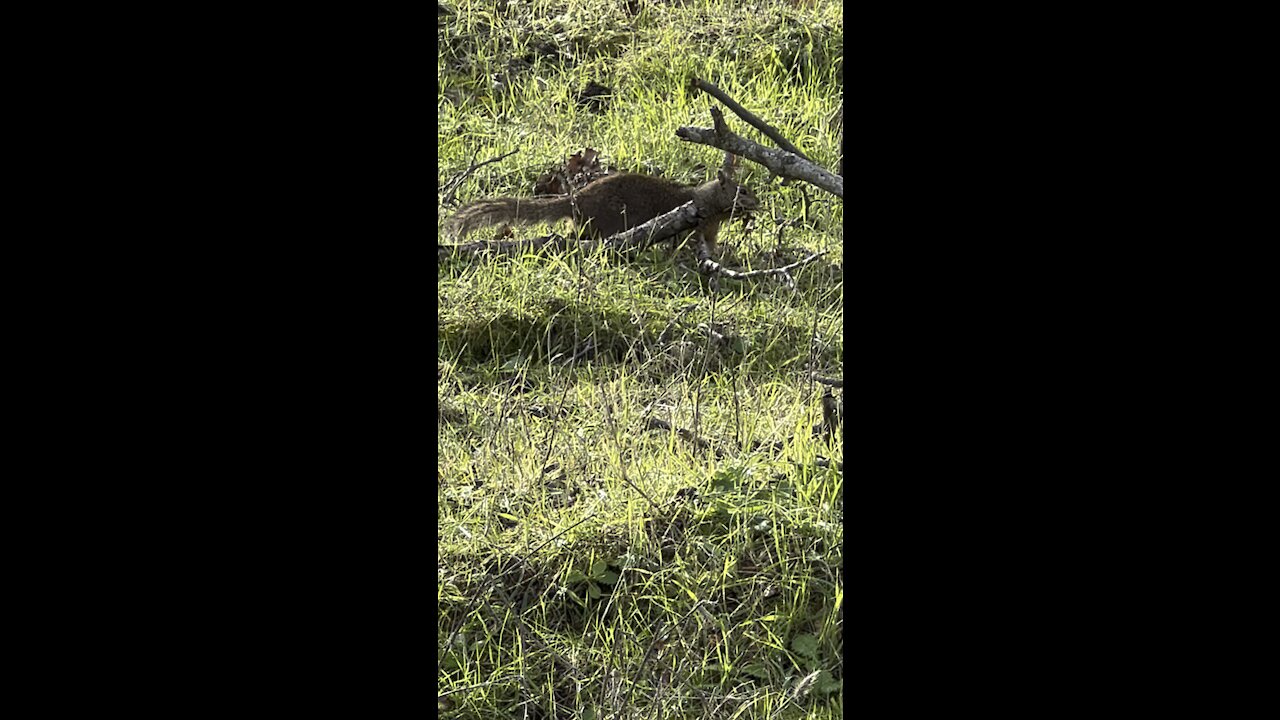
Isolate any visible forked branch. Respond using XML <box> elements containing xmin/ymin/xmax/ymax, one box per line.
<box><xmin>677</xmin><ymin>108</ymin><xmax>843</xmax><ymax>199</ymax></box>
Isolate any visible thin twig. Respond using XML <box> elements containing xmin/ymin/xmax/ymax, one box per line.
<box><xmin>696</xmin><ymin>248</ymin><xmax>829</xmax><ymax>285</ymax></box>
<box><xmin>677</xmin><ymin>109</ymin><xmax>843</xmax><ymax>199</ymax></box>
<box><xmin>774</xmin><ymin>216</ymin><xmax>801</xmax><ymax>251</ymax></box>
<box><xmin>440</xmin><ymin>148</ymin><xmax>520</xmax><ymax>206</ymax></box>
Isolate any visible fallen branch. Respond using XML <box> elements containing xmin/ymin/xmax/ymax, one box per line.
<box><xmin>601</xmin><ymin>199</ymin><xmax>709</xmax><ymax>253</ymax></box>
<box><xmin>691</xmin><ymin>77</ymin><xmax>812</xmax><ymax>162</ymax></box>
<box><xmin>677</xmin><ymin>108</ymin><xmax>843</xmax><ymax>199</ymax></box>
<box><xmin>695</xmin><ymin>236</ymin><xmax>828</xmax><ymax>289</ymax></box>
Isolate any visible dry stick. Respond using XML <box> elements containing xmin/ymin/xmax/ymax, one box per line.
<box><xmin>643</xmin><ymin>417</ymin><xmax>719</xmax><ymax>454</ymax></box>
<box><xmin>602</xmin><ymin>200</ymin><xmax>708</xmax><ymax>253</ymax></box>
<box><xmin>439</xmin><ymin>148</ymin><xmax>479</xmax><ymax>207</ymax></box>
<box><xmin>696</xmin><ymin>323</ymin><xmax>731</xmax><ymax>345</ymax></box>
<box><xmin>677</xmin><ymin>108</ymin><xmax>844</xmax><ymax>199</ymax></box>
<box><xmin>440</xmin><ymin>148</ymin><xmax>520</xmax><ymax>206</ymax></box>
<box><xmin>691</xmin><ymin>77</ymin><xmax>812</xmax><ymax>163</ymax></box>
<box><xmin>774</xmin><ymin>216</ymin><xmax>801</xmax><ymax>252</ymax></box>
<box><xmin>696</xmin><ymin>240</ymin><xmax>829</xmax><ymax>287</ymax></box>
<box><xmin>693</xmin><ymin>236</ymin><xmax>721</xmax><ymax>292</ymax></box>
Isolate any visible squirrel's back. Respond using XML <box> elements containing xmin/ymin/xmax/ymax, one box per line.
<box><xmin>444</xmin><ymin>171</ymin><xmax>758</xmax><ymax>243</ymax></box>
<box><xmin>572</xmin><ymin>174</ymin><xmax>697</xmax><ymax>238</ymax></box>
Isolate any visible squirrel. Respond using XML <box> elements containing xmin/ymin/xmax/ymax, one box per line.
<box><xmin>444</xmin><ymin>169</ymin><xmax>759</xmax><ymax>249</ymax></box>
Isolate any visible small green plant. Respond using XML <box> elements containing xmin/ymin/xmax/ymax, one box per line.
<box><xmin>564</xmin><ymin>557</ymin><xmax>619</xmax><ymax>603</ymax></box>
<box><xmin>790</xmin><ymin>633</ymin><xmax>842</xmax><ymax>698</ymax></box>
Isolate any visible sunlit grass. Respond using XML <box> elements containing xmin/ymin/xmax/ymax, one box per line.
<box><xmin>439</xmin><ymin>1</ymin><xmax>843</xmax><ymax>717</ymax></box>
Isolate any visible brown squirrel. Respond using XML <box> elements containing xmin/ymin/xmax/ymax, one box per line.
<box><xmin>444</xmin><ymin>169</ymin><xmax>759</xmax><ymax>248</ymax></box>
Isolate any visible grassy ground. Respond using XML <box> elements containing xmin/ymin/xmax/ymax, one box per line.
<box><xmin>438</xmin><ymin>1</ymin><xmax>843</xmax><ymax>717</ymax></box>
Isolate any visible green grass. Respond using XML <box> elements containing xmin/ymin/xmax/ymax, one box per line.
<box><xmin>439</xmin><ymin>1</ymin><xmax>843</xmax><ymax>717</ymax></box>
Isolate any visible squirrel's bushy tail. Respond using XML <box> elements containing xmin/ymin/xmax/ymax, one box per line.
<box><xmin>445</xmin><ymin>197</ymin><xmax>574</xmax><ymax>240</ymax></box>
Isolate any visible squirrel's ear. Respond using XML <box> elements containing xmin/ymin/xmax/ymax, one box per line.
<box><xmin>717</xmin><ymin>168</ymin><xmax>730</xmax><ymax>184</ymax></box>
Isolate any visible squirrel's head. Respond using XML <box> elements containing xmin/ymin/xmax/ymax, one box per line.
<box><xmin>714</xmin><ymin>168</ymin><xmax>760</xmax><ymax>214</ymax></box>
